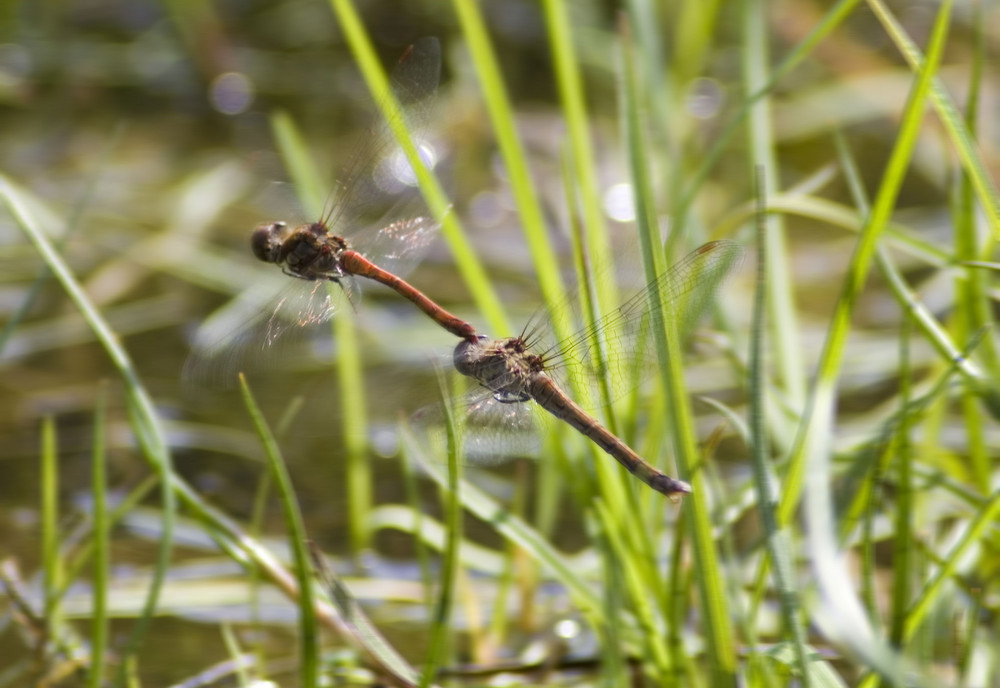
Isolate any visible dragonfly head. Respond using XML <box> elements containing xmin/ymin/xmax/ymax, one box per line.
<box><xmin>251</xmin><ymin>222</ymin><xmax>288</xmax><ymax>264</ymax></box>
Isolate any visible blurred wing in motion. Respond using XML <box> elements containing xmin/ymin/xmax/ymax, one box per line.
<box><xmin>411</xmin><ymin>388</ymin><xmax>542</xmax><ymax>468</ymax></box>
<box><xmin>183</xmin><ymin>276</ymin><xmax>357</xmax><ymax>387</ymax></box>
<box><xmin>349</xmin><ymin>214</ymin><xmax>441</xmax><ymax>283</ymax></box>
<box><xmin>323</xmin><ymin>38</ymin><xmax>443</xmax><ymax>260</ymax></box>
<box><xmin>540</xmin><ymin>240</ymin><xmax>744</xmax><ymax>402</ymax></box>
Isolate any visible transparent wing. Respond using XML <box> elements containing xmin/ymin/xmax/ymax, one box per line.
<box><xmin>412</xmin><ymin>388</ymin><xmax>542</xmax><ymax>467</ymax></box>
<box><xmin>527</xmin><ymin>240</ymin><xmax>744</xmax><ymax>404</ymax></box>
<box><xmin>324</xmin><ymin>38</ymin><xmax>443</xmax><ymax>272</ymax></box>
<box><xmin>350</xmin><ymin>213</ymin><xmax>440</xmax><ymax>281</ymax></box>
<box><xmin>183</xmin><ymin>276</ymin><xmax>357</xmax><ymax>387</ymax></box>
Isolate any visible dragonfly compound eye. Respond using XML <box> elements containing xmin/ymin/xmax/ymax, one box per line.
<box><xmin>251</xmin><ymin>222</ymin><xmax>286</xmax><ymax>263</ymax></box>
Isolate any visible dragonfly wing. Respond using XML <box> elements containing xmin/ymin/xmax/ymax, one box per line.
<box><xmin>411</xmin><ymin>388</ymin><xmax>541</xmax><ymax>467</ymax></box>
<box><xmin>350</xmin><ymin>213</ymin><xmax>440</xmax><ymax>280</ymax></box>
<box><xmin>183</xmin><ymin>278</ymin><xmax>344</xmax><ymax>387</ymax></box>
<box><xmin>548</xmin><ymin>240</ymin><xmax>743</xmax><ymax>403</ymax></box>
<box><xmin>461</xmin><ymin>392</ymin><xmax>541</xmax><ymax>463</ymax></box>
<box><xmin>324</xmin><ymin>38</ymin><xmax>442</xmax><ymax>246</ymax></box>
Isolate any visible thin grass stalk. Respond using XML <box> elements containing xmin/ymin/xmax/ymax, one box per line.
<box><xmin>625</xmin><ymin>0</ymin><xmax>683</xmax><ymax>260</ymax></box>
<box><xmin>888</xmin><ymin>312</ymin><xmax>915</xmax><ymax>650</ymax></box>
<box><xmin>585</xmin><ymin>19</ymin><xmax>673</xmax><ymax>510</ymax></box>
<box><xmin>869</xmin><ymin>0</ymin><xmax>1000</xmax><ymax>237</ymax></box>
<box><xmin>333</xmin><ymin>307</ymin><xmax>372</xmax><ymax>554</ymax></box>
<box><xmin>53</xmin><ymin>478</ymin><xmax>156</xmax><ymax>602</ymax></box>
<box><xmin>624</xmin><ymin>1</ymin><xmax>671</xmax><ymax>150</ymax></box>
<box><xmin>957</xmin><ymin>594</ymin><xmax>981</xmax><ymax>684</ymax></box>
<box><xmin>307</xmin><ymin>542</ymin><xmax>430</xmax><ymax>688</ymax></box>
<box><xmin>952</xmin><ymin>2</ymin><xmax>995</xmax><ymax>488</ymax></box>
<box><xmin>789</xmin><ymin>2</ymin><xmax>952</xmax><ymax>681</ymax></box>
<box><xmin>248</xmin><ymin>453</ymin><xmax>272</xmax><ymax>677</ymax></box>
<box><xmin>447</xmin><ymin>0</ymin><xmax>571</xmax><ymax>342</ymax></box>
<box><xmin>779</xmin><ymin>0</ymin><xmax>952</xmax><ymax>524</ymax></box>
<box><xmin>730</xmin><ymin>192</ymin><xmax>953</xmax><ymax>266</ymax></box>
<box><xmin>666</xmin><ymin>509</ymin><xmax>688</xmax><ymax>679</ymax></box>
<box><xmin>419</xmin><ymin>371</ymin><xmax>462</xmax><ymax>687</ymax></box>
<box><xmin>270</xmin><ymin>111</ymin><xmax>373</xmax><ymax>553</ymax></box>
<box><xmin>559</xmin><ymin>144</ymin><xmax>620</xmax><ymax>503</ymax></box>
<box><xmin>271</xmin><ymin>111</ymin><xmax>327</xmax><ymax>214</ymax></box>
<box><xmin>834</xmin><ymin>130</ymin><xmax>891</xmax><ymax>637</ymax></box>
<box><xmin>88</xmin><ymin>386</ymin><xmax>109</xmax><ymax>688</ymax></box>
<box><xmin>0</xmin><ymin>177</ymin><xmax>178</xmax><ymax>681</ymax></box>
<box><xmin>586</xmin><ymin>512</ymin><xmax>628</xmax><ymax>684</ymax></box>
<box><xmin>673</xmin><ymin>0</ymin><xmax>863</xmax><ymax>240</ymax></box>
<box><xmin>40</xmin><ymin>416</ymin><xmax>62</xmax><ymax>632</ymax></box>
<box><xmin>747</xmin><ymin>168</ymin><xmax>810</xmax><ymax>684</ymax></box>
<box><xmin>741</xmin><ymin>0</ymin><xmax>805</xmax><ymax>413</ymax></box>
<box><xmin>485</xmin><ymin>534</ymin><xmax>516</xmax><ymax>661</ymax></box>
<box><xmin>220</xmin><ymin>623</ymin><xmax>254</xmax><ymax>686</ymax></box>
<box><xmin>831</xmin><ymin>129</ymin><xmax>977</xmax><ymax>549</ymax></box>
<box><xmin>859</xmin><ymin>432</ymin><xmax>889</xmax><ymax>636</ymax></box>
<box><xmin>900</xmin><ymin>490</ymin><xmax>1000</xmax><ymax>645</ymax></box>
<box><xmin>562</xmin><ymin>143</ymin><xmax>614</xmax><ymax>417</ymax></box>
<box><xmin>673</xmin><ymin>0</ymin><xmax>721</xmax><ymax>79</ymax></box>
<box><xmin>876</xmin><ymin>245</ymin><xmax>984</xmax><ymax>383</ymax></box>
<box><xmin>397</xmin><ymin>425</ymin><xmax>434</xmax><ymax>611</ymax></box>
<box><xmin>324</xmin><ymin>1</ymin><xmax>510</xmax><ymax>335</ymax></box>
<box><xmin>541</xmin><ymin>0</ymin><xmax>618</xmax><ymax>316</ymax></box>
<box><xmin>0</xmin><ymin>124</ymin><xmax>123</xmax><ymax>356</ymax></box>
<box><xmin>400</xmin><ymin>423</ymin><xmax>606</xmax><ymax>621</ymax></box>
<box><xmin>238</xmin><ymin>374</ymin><xmax>319</xmax><ymax>688</ymax></box>
<box><xmin>593</xmin><ymin>502</ymin><xmax>673</xmax><ymax>683</ymax></box>
<box><xmin>620</xmin><ymin>15</ymin><xmax>736</xmax><ymax>685</ymax></box>
<box><xmin>489</xmin><ymin>459</ymin><xmax>533</xmax><ymax>653</ymax></box>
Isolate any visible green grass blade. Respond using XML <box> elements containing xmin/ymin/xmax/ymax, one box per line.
<box><xmin>449</xmin><ymin>0</ymin><xmax>568</xmax><ymax>339</ymax></box>
<box><xmin>269</xmin><ymin>111</ymin><xmax>373</xmax><ymax>553</ymax></box>
<box><xmin>673</xmin><ymin>0</ymin><xmax>864</xmax><ymax>241</ymax></box>
<box><xmin>951</xmin><ymin>2</ymin><xmax>997</xmax><ymax>484</ymax></box>
<box><xmin>88</xmin><ymin>385</ymin><xmax>109</xmax><ymax>688</ymax></box>
<box><xmin>741</xmin><ymin>0</ymin><xmax>806</xmax><ymax>411</ymax></box>
<box><xmin>784</xmin><ymin>1</ymin><xmax>953</xmax><ymax>679</ymax></box>
<box><xmin>271</xmin><ymin>111</ymin><xmax>327</xmax><ymax>215</ymax></box>
<box><xmin>593</xmin><ymin>502</ymin><xmax>672</xmax><ymax>682</ymax></box>
<box><xmin>780</xmin><ymin>0</ymin><xmax>951</xmax><ymax>521</ymax></box>
<box><xmin>901</xmin><ymin>490</ymin><xmax>1000</xmax><ymax>644</ymax></box>
<box><xmin>400</xmin><ymin>423</ymin><xmax>604</xmax><ymax>621</ymax></box>
<box><xmin>238</xmin><ymin>374</ymin><xmax>319</xmax><ymax>688</ymax></box>
<box><xmin>747</xmin><ymin>169</ymin><xmax>810</xmax><ymax>684</ymax></box>
<box><xmin>620</xmin><ymin>16</ymin><xmax>737</xmax><ymax>685</ymax></box>
<box><xmin>333</xmin><ymin>307</ymin><xmax>372</xmax><ymax>554</ymax></box>
<box><xmin>0</xmin><ymin>175</ymin><xmax>178</xmax><ymax>680</ymax></box>
<box><xmin>419</xmin><ymin>371</ymin><xmax>462</xmax><ymax>687</ymax></box>
<box><xmin>541</xmin><ymin>0</ymin><xmax>618</xmax><ymax>315</ymax></box>
<box><xmin>308</xmin><ymin>543</ymin><xmax>429</xmax><ymax>688</ymax></box>
<box><xmin>40</xmin><ymin>415</ymin><xmax>62</xmax><ymax>629</ymax></box>
<box><xmin>0</xmin><ymin>124</ymin><xmax>124</xmax><ymax>357</ymax></box>
<box><xmin>323</xmin><ymin>2</ymin><xmax>510</xmax><ymax>335</ymax></box>
<box><xmin>869</xmin><ymin>0</ymin><xmax>1000</xmax><ymax>236</ymax></box>
<box><xmin>888</xmin><ymin>313</ymin><xmax>914</xmax><ymax>648</ymax></box>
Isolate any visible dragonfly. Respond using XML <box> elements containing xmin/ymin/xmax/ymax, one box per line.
<box><xmin>185</xmin><ymin>38</ymin><xmax>475</xmax><ymax>384</ymax></box>
<box><xmin>447</xmin><ymin>240</ymin><xmax>743</xmax><ymax>497</ymax></box>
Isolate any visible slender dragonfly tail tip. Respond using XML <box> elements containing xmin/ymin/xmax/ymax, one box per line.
<box><xmin>652</xmin><ymin>475</ymin><xmax>692</xmax><ymax>497</ymax></box>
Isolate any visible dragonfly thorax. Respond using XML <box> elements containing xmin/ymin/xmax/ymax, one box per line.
<box><xmin>454</xmin><ymin>336</ymin><xmax>542</xmax><ymax>403</ymax></box>
<box><xmin>255</xmin><ymin>221</ymin><xmax>351</xmax><ymax>281</ymax></box>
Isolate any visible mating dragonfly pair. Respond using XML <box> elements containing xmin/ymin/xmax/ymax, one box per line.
<box><xmin>187</xmin><ymin>38</ymin><xmax>741</xmax><ymax>498</ymax></box>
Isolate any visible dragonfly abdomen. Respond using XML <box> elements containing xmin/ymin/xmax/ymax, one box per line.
<box><xmin>528</xmin><ymin>375</ymin><xmax>691</xmax><ymax>497</ymax></box>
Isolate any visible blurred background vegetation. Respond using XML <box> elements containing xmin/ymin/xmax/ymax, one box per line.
<box><xmin>1</xmin><ymin>0</ymin><xmax>999</xmax><ymax>686</ymax></box>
